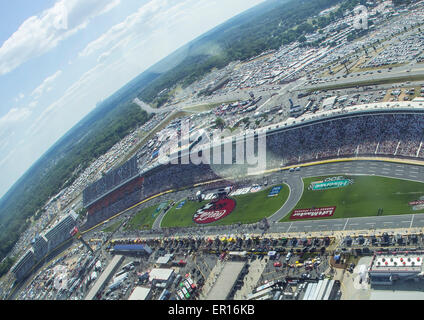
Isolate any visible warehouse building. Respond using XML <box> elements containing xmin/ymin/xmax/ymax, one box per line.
<box><xmin>156</xmin><ymin>254</ymin><xmax>173</xmax><ymax>267</ymax></box>
<box><xmin>149</xmin><ymin>268</ymin><xmax>175</xmax><ymax>288</ymax></box>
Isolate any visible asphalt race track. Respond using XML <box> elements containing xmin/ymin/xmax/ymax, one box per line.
<box><xmin>268</xmin><ymin>160</ymin><xmax>424</xmax><ymax>234</ymax></box>
<box><xmin>85</xmin><ymin>159</ymin><xmax>424</xmax><ymax>239</ymax></box>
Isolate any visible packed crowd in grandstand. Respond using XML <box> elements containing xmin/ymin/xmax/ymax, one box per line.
<box><xmin>267</xmin><ymin>113</ymin><xmax>424</xmax><ymax>166</ymax></box>
<box><xmin>83</xmin><ymin>156</ymin><xmax>139</xmax><ymax>206</ymax></box>
<box><xmin>83</xmin><ymin>111</ymin><xmax>424</xmax><ymax>228</ymax></box>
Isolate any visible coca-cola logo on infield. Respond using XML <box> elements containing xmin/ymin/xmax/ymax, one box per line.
<box><xmin>193</xmin><ymin>198</ymin><xmax>236</xmax><ymax>224</ymax></box>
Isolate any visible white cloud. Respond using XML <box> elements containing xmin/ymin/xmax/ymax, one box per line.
<box><xmin>31</xmin><ymin>70</ymin><xmax>63</xmax><ymax>99</ymax></box>
<box><xmin>14</xmin><ymin>92</ymin><xmax>25</xmax><ymax>102</ymax></box>
<box><xmin>0</xmin><ymin>0</ymin><xmax>121</xmax><ymax>75</ymax></box>
<box><xmin>79</xmin><ymin>0</ymin><xmax>170</xmax><ymax>58</ymax></box>
<box><xmin>0</xmin><ymin>107</ymin><xmax>31</xmax><ymax>125</ymax></box>
<box><xmin>27</xmin><ymin>62</ymin><xmax>107</xmax><ymax>135</ymax></box>
<box><xmin>0</xmin><ymin>148</ymin><xmax>17</xmax><ymax>167</ymax></box>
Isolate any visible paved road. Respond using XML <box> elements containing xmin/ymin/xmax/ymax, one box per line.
<box><xmin>300</xmin><ymin>63</ymin><xmax>424</xmax><ymax>92</ymax></box>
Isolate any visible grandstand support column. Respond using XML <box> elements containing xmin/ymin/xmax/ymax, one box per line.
<box><xmin>78</xmin><ymin>235</ymin><xmax>94</xmax><ymax>254</ymax></box>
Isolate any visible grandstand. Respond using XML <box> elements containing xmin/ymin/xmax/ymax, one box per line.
<box><xmin>267</xmin><ymin>112</ymin><xmax>424</xmax><ymax>166</ymax></box>
<box><xmin>31</xmin><ymin>235</ymin><xmax>49</xmax><ymax>260</ymax></box>
<box><xmin>10</xmin><ymin>211</ymin><xmax>79</xmax><ymax>281</ymax></box>
<box><xmin>85</xmin><ymin>176</ymin><xmax>144</xmax><ymax>226</ymax></box>
<box><xmin>83</xmin><ymin>156</ymin><xmax>139</xmax><ymax>207</ymax></box>
<box><xmin>11</xmin><ymin>249</ymin><xmax>35</xmax><ymax>281</ymax></box>
<box><xmin>44</xmin><ymin>211</ymin><xmax>79</xmax><ymax>252</ymax></box>
<box><xmin>82</xmin><ymin>101</ymin><xmax>424</xmax><ymax>230</ymax></box>
<box><xmin>84</xmin><ymin>162</ymin><xmax>222</xmax><ymax>228</ymax></box>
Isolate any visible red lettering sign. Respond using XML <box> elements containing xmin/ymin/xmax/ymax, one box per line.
<box><xmin>290</xmin><ymin>206</ymin><xmax>336</xmax><ymax>220</ymax></box>
<box><xmin>409</xmin><ymin>200</ymin><xmax>424</xmax><ymax>206</ymax></box>
<box><xmin>193</xmin><ymin>198</ymin><xmax>236</xmax><ymax>224</ymax></box>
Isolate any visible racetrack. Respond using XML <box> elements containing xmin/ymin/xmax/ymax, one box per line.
<box><xmin>83</xmin><ymin>159</ymin><xmax>424</xmax><ymax>238</ymax></box>
<box><xmin>267</xmin><ymin>159</ymin><xmax>424</xmax><ymax>233</ymax></box>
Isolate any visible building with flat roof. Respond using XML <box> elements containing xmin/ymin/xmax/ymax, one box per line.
<box><xmin>322</xmin><ymin>96</ymin><xmax>337</xmax><ymax>110</ymax></box>
<box><xmin>206</xmin><ymin>261</ymin><xmax>246</xmax><ymax>300</ymax></box>
<box><xmin>156</xmin><ymin>254</ymin><xmax>173</xmax><ymax>266</ymax></box>
<box><xmin>128</xmin><ymin>286</ymin><xmax>152</xmax><ymax>300</ymax></box>
<box><xmin>368</xmin><ymin>251</ymin><xmax>424</xmax><ymax>285</ymax></box>
<box><xmin>149</xmin><ymin>268</ymin><xmax>175</xmax><ymax>286</ymax></box>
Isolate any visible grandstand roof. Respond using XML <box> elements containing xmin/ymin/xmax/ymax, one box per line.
<box><xmin>113</xmin><ymin>244</ymin><xmax>152</xmax><ymax>254</ymax></box>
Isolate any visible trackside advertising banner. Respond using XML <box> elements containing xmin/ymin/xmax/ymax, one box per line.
<box><xmin>268</xmin><ymin>186</ymin><xmax>282</xmax><ymax>197</ymax></box>
<box><xmin>290</xmin><ymin>206</ymin><xmax>336</xmax><ymax>220</ymax></box>
<box><xmin>309</xmin><ymin>176</ymin><xmax>354</xmax><ymax>191</ymax></box>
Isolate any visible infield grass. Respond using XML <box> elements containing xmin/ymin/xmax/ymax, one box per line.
<box><xmin>161</xmin><ymin>185</ymin><xmax>290</xmax><ymax>228</ymax></box>
<box><xmin>280</xmin><ymin>175</ymin><xmax>424</xmax><ymax>222</ymax></box>
<box><xmin>124</xmin><ymin>202</ymin><xmax>170</xmax><ymax>230</ymax></box>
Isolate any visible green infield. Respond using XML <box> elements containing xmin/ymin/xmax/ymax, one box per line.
<box><xmin>280</xmin><ymin>175</ymin><xmax>424</xmax><ymax>222</ymax></box>
<box><xmin>161</xmin><ymin>185</ymin><xmax>290</xmax><ymax>228</ymax></box>
<box><xmin>102</xmin><ymin>221</ymin><xmax>122</xmax><ymax>233</ymax></box>
<box><xmin>124</xmin><ymin>202</ymin><xmax>170</xmax><ymax>230</ymax></box>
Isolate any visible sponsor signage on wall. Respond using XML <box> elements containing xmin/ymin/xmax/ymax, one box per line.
<box><xmin>290</xmin><ymin>206</ymin><xmax>336</xmax><ymax>220</ymax></box>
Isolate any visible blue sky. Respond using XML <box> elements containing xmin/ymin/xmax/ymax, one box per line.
<box><xmin>0</xmin><ymin>0</ymin><xmax>265</xmax><ymax>199</ymax></box>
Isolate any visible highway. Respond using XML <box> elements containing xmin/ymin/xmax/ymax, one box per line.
<box><xmin>300</xmin><ymin>63</ymin><xmax>424</xmax><ymax>93</ymax></box>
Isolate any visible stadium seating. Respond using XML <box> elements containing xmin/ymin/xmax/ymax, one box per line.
<box><xmin>83</xmin><ymin>156</ymin><xmax>138</xmax><ymax>206</ymax></box>
<box><xmin>83</xmin><ymin>111</ymin><xmax>424</xmax><ymax>229</ymax></box>
<box><xmin>267</xmin><ymin>113</ymin><xmax>424</xmax><ymax>165</ymax></box>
